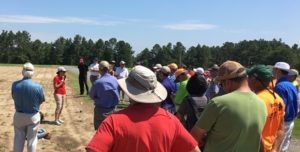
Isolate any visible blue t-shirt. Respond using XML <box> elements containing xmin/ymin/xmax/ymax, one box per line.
<box><xmin>275</xmin><ymin>77</ymin><xmax>299</xmax><ymax>122</ymax></box>
<box><xmin>89</xmin><ymin>73</ymin><xmax>119</xmax><ymax>108</ymax></box>
<box><xmin>12</xmin><ymin>78</ymin><xmax>45</xmax><ymax>114</ymax></box>
<box><xmin>161</xmin><ymin>77</ymin><xmax>176</xmax><ymax>108</ymax></box>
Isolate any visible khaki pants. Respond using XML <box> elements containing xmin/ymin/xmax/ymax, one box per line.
<box><xmin>13</xmin><ymin>112</ymin><xmax>40</xmax><ymax>152</ymax></box>
<box><xmin>54</xmin><ymin>94</ymin><xmax>66</xmax><ymax>113</ymax></box>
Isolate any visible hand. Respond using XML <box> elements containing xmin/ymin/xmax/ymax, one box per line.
<box><xmin>64</xmin><ymin>75</ymin><xmax>67</xmax><ymax>80</ymax></box>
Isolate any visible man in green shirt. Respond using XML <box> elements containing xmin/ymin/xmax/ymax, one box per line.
<box><xmin>174</xmin><ymin>68</ymin><xmax>189</xmax><ymax>105</ymax></box>
<box><xmin>191</xmin><ymin>60</ymin><xmax>267</xmax><ymax>152</ymax></box>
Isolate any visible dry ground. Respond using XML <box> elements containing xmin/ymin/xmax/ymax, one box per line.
<box><xmin>0</xmin><ymin>66</ymin><xmax>95</xmax><ymax>152</ymax></box>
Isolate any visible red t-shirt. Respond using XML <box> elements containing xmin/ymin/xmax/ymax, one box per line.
<box><xmin>86</xmin><ymin>104</ymin><xmax>198</xmax><ymax>152</ymax></box>
<box><xmin>53</xmin><ymin>75</ymin><xmax>66</xmax><ymax>95</ymax></box>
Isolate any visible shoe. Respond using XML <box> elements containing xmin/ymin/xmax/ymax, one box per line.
<box><xmin>55</xmin><ymin>120</ymin><xmax>61</xmax><ymax>125</ymax></box>
<box><xmin>58</xmin><ymin>119</ymin><xmax>64</xmax><ymax>123</ymax></box>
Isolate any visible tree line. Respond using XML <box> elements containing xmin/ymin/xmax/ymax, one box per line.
<box><xmin>0</xmin><ymin>30</ymin><xmax>299</xmax><ymax>69</ymax></box>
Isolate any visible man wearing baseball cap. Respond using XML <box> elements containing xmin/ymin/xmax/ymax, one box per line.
<box><xmin>174</xmin><ymin>68</ymin><xmax>189</xmax><ymax>105</ymax></box>
<box><xmin>86</xmin><ymin>65</ymin><xmax>200</xmax><ymax>152</ymax></box>
<box><xmin>89</xmin><ymin>61</ymin><xmax>119</xmax><ymax>130</ymax></box>
<box><xmin>248</xmin><ymin>64</ymin><xmax>285</xmax><ymax>151</ymax></box>
<box><xmin>191</xmin><ymin>60</ymin><xmax>267</xmax><ymax>152</ymax></box>
<box><xmin>272</xmin><ymin>62</ymin><xmax>299</xmax><ymax>152</ymax></box>
<box><xmin>12</xmin><ymin>62</ymin><xmax>45</xmax><ymax>152</ymax></box>
<box><xmin>157</xmin><ymin>66</ymin><xmax>177</xmax><ymax>114</ymax></box>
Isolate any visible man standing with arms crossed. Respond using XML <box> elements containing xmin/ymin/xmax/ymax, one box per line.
<box><xmin>12</xmin><ymin>62</ymin><xmax>45</xmax><ymax>152</ymax></box>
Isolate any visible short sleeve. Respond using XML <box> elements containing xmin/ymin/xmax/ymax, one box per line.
<box><xmin>86</xmin><ymin>117</ymin><xmax>114</xmax><ymax>151</ymax></box>
<box><xmin>172</xmin><ymin>120</ymin><xmax>198</xmax><ymax>152</ymax></box>
<box><xmin>195</xmin><ymin>100</ymin><xmax>219</xmax><ymax>132</ymax></box>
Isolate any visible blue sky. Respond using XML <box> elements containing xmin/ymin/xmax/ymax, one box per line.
<box><xmin>0</xmin><ymin>0</ymin><xmax>299</xmax><ymax>53</ymax></box>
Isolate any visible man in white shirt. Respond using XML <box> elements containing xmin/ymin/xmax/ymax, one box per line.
<box><xmin>89</xmin><ymin>58</ymin><xmax>100</xmax><ymax>84</ymax></box>
<box><xmin>115</xmin><ymin>61</ymin><xmax>129</xmax><ymax>101</ymax></box>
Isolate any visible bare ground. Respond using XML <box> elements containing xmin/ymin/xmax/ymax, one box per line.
<box><xmin>0</xmin><ymin>65</ymin><xmax>299</xmax><ymax>152</ymax></box>
<box><xmin>0</xmin><ymin>66</ymin><xmax>95</xmax><ymax>152</ymax></box>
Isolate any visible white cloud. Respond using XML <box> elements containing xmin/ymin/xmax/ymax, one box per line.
<box><xmin>0</xmin><ymin>15</ymin><xmax>122</xmax><ymax>26</ymax></box>
<box><xmin>162</xmin><ymin>23</ymin><xmax>218</xmax><ymax>30</ymax></box>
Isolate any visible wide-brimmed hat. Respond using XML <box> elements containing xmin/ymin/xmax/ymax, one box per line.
<box><xmin>218</xmin><ymin>60</ymin><xmax>246</xmax><ymax>81</ymax></box>
<box><xmin>118</xmin><ymin>65</ymin><xmax>167</xmax><ymax>103</ymax></box>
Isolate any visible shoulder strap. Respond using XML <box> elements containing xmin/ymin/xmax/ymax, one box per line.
<box><xmin>187</xmin><ymin>97</ymin><xmax>203</xmax><ymax>119</ymax></box>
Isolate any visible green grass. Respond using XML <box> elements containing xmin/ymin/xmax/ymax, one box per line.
<box><xmin>293</xmin><ymin>119</ymin><xmax>300</xmax><ymax>139</ymax></box>
<box><xmin>67</xmin><ymin>70</ymin><xmax>129</xmax><ymax>109</ymax></box>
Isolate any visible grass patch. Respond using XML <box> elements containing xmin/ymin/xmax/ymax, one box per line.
<box><xmin>293</xmin><ymin>119</ymin><xmax>300</xmax><ymax>139</ymax></box>
<box><xmin>66</xmin><ymin>69</ymin><xmax>93</xmax><ymax>102</ymax></box>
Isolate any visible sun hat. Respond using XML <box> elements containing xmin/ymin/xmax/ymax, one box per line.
<box><xmin>57</xmin><ymin>66</ymin><xmax>67</xmax><ymax>73</ymax></box>
<box><xmin>288</xmin><ymin>69</ymin><xmax>299</xmax><ymax>76</ymax></box>
<box><xmin>193</xmin><ymin>67</ymin><xmax>204</xmax><ymax>75</ymax></box>
<box><xmin>247</xmin><ymin>64</ymin><xmax>273</xmax><ymax>81</ymax></box>
<box><xmin>99</xmin><ymin>61</ymin><xmax>110</xmax><ymax>70</ymax></box>
<box><xmin>159</xmin><ymin>66</ymin><xmax>171</xmax><ymax>74</ymax></box>
<box><xmin>168</xmin><ymin>63</ymin><xmax>178</xmax><ymax>71</ymax></box>
<box><xmin>110</xmin><ymin>60</ymin><xmax>116</xmax><ymax>64</ymax></box>
<box><xmin>218</xmin><ymin>60</ymin><xmax>246</xmax><ymax>81</ymax></box>
<box><xmin>120</xmin><ymin>60</ymin><xmax>126</xmax><ymax>65</ymax></box>
<box><xmin>273</xmin><ymin>62</ymin><xmax>290</xmax><ymax>72</ymax></box>
<box><xmin>153</xmin><ymin>63</ymin><xmax>162</xmax><ymax>69</ymax></box>
<box><xmin>118</xmin><ymin>65</ymin><xmax>167</xmax><ymax>103</ymax></box>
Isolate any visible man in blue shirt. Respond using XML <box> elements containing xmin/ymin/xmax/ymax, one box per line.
<box><xmin>89</xmin><ymin>60</ymin><xmax>119</xmax><ymax>130</ymax></box>
<box><xmin>157</xmin><ymin>66</ymin><xmax>176</xmax><ymax>114</ymax></box>
<box><xmin>273</xmin><ymin>62</ymin><xmax>299</xmax><ymax>152</ymax></box>
<box><xmin>12</xmin><ymin>62</ymin><xmax>45</xmax><ymax>152</ymax></box>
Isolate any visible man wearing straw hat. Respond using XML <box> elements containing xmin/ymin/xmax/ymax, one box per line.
<box><xmin>86</xmin><ymin>65</ymin><xmax>200</xmax><ymax>152</ymax></box>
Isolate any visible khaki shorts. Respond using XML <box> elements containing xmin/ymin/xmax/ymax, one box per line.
<box><xmin>54</xmin><ymin>94</ymin><xmax>66</xmax><ymax>112</ymax></box>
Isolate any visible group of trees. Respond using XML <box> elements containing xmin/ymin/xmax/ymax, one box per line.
<box><xmin>0</xmin><ymin>30</ymin><xmax>134</xmax><ymax>66</ymax></box>
<box><xmin>0</xmin><ymin>30</ymin><xmax>299</xmax><ymax>69</ymax></box>
<box><xmin>136</xmin><ymin>40</ymin><xmax>300</xmax><ymax>69</ymax></box>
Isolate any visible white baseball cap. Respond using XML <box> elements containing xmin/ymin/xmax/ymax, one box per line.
<box><xmin>193</xmin><ymin>67</ymin><xmax>204</xmax><ymax>75</ymax></box>
<box><xmin>273</xmin><ymin>62</ymin><xmax>290</xmax><ymax>72</ymax></box>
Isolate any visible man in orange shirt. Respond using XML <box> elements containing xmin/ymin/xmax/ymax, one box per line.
<box><xmin>248</xmin><ymin>65</ymin><xmax>285</xmax><ymax>152</ymax></box>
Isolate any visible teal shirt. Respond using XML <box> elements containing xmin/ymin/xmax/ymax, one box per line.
<box><xmin>196</xmin><ymin>91</ymin><xmax>267</xmax><ymax>152</ymax></box>
<box><xmin>175</xmin><ymin>78</ymin><xmax>189</xmax><ymax>105</ymax></box>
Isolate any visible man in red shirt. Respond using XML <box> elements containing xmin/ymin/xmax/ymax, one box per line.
<box><xmin>86</xmin><ymin>65</ymin><xmax>200</xmax><ymax>152</ymax></box>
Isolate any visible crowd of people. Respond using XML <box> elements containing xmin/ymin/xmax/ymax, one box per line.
<box><xmin>11</xmin><ymin>59</ymin><xmax>300</xmax><ymax>152</ymax></box>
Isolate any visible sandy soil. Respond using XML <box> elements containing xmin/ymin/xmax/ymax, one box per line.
<box><xmin>0</xmin><ymin>66</ymin><xmax>95</xmax><ymax>152</ymax></box>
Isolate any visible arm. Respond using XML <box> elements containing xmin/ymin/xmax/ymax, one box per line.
<box><xmin>271</xmin><ymin>118</ymin><xmax>285</xmax><ymax>152</ymax></box>
<box><xmin>53</xmin><ymin>79</ymin><xmax>65</xmax><ymax>89</ymax></box>
<box><xmin>190</xmin><ymin>146</ymin><xmax>201</xmax><ymax>152</ymax></box>
<box><xmin>190</xmin><ymin>127</ymin><xmax>207</xmax><ymax>147</ymax></box>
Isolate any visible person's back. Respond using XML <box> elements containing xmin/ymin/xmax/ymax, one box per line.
<box><xmin>257</xmin><ymin>90</ymin><xmax>285</xmax><ymax>150</ymax></box>
<box><xmin>12</xmin><ymin>79</ymin><xmax>44</xmax><ymax>113</ymax></box>
<box><xmin>198</xmin><ymin>91</ymin><xmax>266</xmax><ymax>152</ymax></box>
<box><xmin>87</xmin><ymin>104</ymin><xmax>197</xmax><ymax>152</ymax></box>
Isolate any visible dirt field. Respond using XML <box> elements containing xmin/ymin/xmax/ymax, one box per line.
<box><xmin>0</xmin><ymin>66</ymin><xmax>95</xmax><ymax>152</ymax></box>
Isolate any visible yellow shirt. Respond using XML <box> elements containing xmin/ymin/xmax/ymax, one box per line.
<box><xmin>257</xmin><ymin>89</ymin><xmax>285</xmax><ymax>150</ymax></box>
